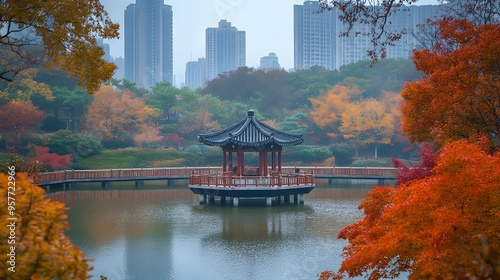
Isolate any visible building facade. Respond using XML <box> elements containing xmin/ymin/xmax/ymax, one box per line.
<box><xmin>206</xmin><ymin>20</ymin><xmax>246</xmax><ymax>81</ymax></box>
<box><xmin>259</xmin><ymin>53</ymin><xmax>280</xmax><ymax>70</ymax></box>
<box><xmin>185</xmin><ymin>58</ymin><xmax>207</xmax><ymax>90</ymax></box>
<box><xmin>125</xmin><ymin>0</ymin><xmax>173</xmax><ymax>89</ymax></box>
<box><xmin>294</xmin><ymin>1</ymin><xmax>440</xmax><ymax>70</ymax></box>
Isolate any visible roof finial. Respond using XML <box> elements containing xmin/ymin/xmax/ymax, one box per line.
<box><xmin>247</xmin><ymin>109</ymin><xmax>254</xmax><ymax>117</ymax></box>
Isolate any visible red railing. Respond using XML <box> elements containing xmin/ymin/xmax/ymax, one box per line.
<box><xmin>188</xmin><ymin>171</ymin><xmax>315</xmax><ymax>187</ymax></box>
<box><xmin>37</xmin><ymin>166</ymin><xmax>398</xmax><ymax>185</ymax></box>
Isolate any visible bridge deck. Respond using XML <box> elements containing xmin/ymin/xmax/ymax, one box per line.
<box><xmin>36</xmin><ymin>166</ymin><xmax>398</xmax><ymax>186</ymax></box>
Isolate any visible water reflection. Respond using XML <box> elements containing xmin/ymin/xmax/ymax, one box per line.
<box><xmin>50</xmin><ymin>180</ymin><xmax>387</xmax><ymax>280</ymax></box>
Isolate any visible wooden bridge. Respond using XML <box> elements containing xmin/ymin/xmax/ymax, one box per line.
<box><xmin>36</xmin><ymin>166</ymin><xmax>398</xmax><ymax>189</ymax></box>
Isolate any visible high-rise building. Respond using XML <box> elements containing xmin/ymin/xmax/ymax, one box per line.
<box><xmin>294</xmin><ymin>1</ymin><xmax>440</xmax><ymax>70</ymax></box>
<box><xmin>124</xmin><ymin>0</ymin><xmax>173</xmax><ymax>89</ymax></box>
<box><xmin>96</xmin><ymin>38</ymin><xmax>112</xmax><ymax>62</ymax></box>
<box><xmin>259</xmin><ymin>53</ymin><xmax>280</xmax><ymax>70</ymax></box>
<box><xmin>206</xmin><ymin>20</ymin><xmax>246</xmax><ymax>81</ymax></box>
<box><xmin>185</xmin><ymin>58</ymin><xmax>207</xmax><ymax>90</ymax></box>
<box><xmin>294</xmin><ymin>1</ymin><xmax>340</xmax><ymax>70</ymax></box>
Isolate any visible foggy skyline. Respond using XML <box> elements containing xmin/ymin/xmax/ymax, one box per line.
<box><xmin>100</xmin><ymin>0</ymin><xmax>440</xmax><ymax>85</ymax></box>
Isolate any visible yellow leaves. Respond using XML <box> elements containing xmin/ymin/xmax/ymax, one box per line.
<box><xmin>0</xmin><ymin>173</ymin><xmax>90</xmax><ymax>279</ymax></box>
<box><xmin>310</xmin><ymin>85</ymin><xmax>397</xmax><ymax>149</ymax></box>
<box><xmin>309</xmin><ymin>85</ymin><xmax>360</xmax><ymax>133</ymax></box>
<box><xmin>1</xmin><ymin>0</ymin><xmax>119</xmax><ymax>93</ymax></box>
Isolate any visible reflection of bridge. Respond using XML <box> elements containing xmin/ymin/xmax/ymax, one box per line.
<box><xmin>37</xmin><ymin>166</ymin><xmax>397</xmax><ymax>188</ymax></box>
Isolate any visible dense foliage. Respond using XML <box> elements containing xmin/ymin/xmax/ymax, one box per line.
<box><xmin>319</xmin><ymin>1</ymin><xmax>500</xmax><ymax>279</ymax></box>
<box><xmin>0</xmin><ymin>173</ymin><xmax>91</xmax><ymax>279</ymax></box>
<box><xmin>0</xmin><ymin>0</ymin><xmax>119</xmax><ymax>93</ymax></box>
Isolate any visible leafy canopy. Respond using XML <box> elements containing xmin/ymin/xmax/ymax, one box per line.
<box><xmin>322</xmin><ymin>140</ymin><xmax>500</xmax><ymax>280</ymax></box>
<box><xmin>0</xmin><ymin>173</ymin><xmax>91</xmax><ymax>279</ymax></box>
<box><xmin>0</xmin><ymin>0</ymin><xmax>119</xmax><ymax>93</ymax></box>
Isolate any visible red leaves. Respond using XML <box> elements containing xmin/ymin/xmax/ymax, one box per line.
<box><xmin>391</xmin><ymin>143</ymin><xmax>436</xmax><ymax>184</ymax></box>
<box><xmin>0</xmin><ymin>101</ymin><xmax>45</xmax><ymax>132</ymax></box>
<box><xmin>29</xmin><ymin>146</ymin><xmax>72</xmax><ymax>171</ymax></box>
<box><xmin>327</xmin><ymin>140</ymin><xmax>500</xmax><ymax>279</ymax></box>
<box><xmin>402</xmin><ymin>20</ymin><xmax>500</xmax><ymax>147</ymax></box>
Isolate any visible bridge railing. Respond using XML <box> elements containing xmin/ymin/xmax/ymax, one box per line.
<box><xmin>37</xmin><ymin>166</ymin><xmax>398</xmax><ymax>185</ymax></box>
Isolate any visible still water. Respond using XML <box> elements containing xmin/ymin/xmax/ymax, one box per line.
<box><xmin>49</xmin><ymin>179</ymin><xmax>394</xmax><ymax>280</ymax></box>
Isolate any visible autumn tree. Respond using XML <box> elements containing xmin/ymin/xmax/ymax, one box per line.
<box><xmin>402</xmin><ymin>19</ymin><xmax>500</xmax><ymax>149</ymax></box>
<box><xmin>85</xmin><ymin>85</ymin><xmax>151</xmax><ymax>142</ymax></box>
<box><xmin>133</xmin><ymin>124</ymin><xmax>163</xmax><ymax>148</ymax></box>
<box><xmin>0</xmin><ymin>101</ymin><xmax>45</xmax><ymax>149</ymax></box>
<box><xmin>178</xmin><ymin>108</ymin><xmax>221</xmax><ymax>138</ymax></box>
<box><xmin>0</xmin><ymin>173</ymin><xmax>91</xmax><ymax>279</ymax></box>
<box><xmin>0</xmin><ymin>0</ymin><xmax>119</xmax><ymax>93</ymax></box>
<box><xmin>310</xmin><ymin>85</ymin><xmax>397</xmax><ymax>157</ymax></box>
<box><xmin>28</xmin><ymin>146</ymin><xmax>72</xmax><ymax>171</ymax></box>
<box><xmin>309</xmin><ymin>84</ymin><xmax>361</xmax><ymax>139</ymax></box>
<box><xmin>321</xmin><ymin>140</ymin><xmax>500</xmax><ymax>280</ymax></box>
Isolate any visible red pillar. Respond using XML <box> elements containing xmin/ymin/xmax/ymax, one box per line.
<box><xmin>278</xmin><ymin>150</ymin><xmax>282</xmax><ymax>173</ymax></box>
<box><xmin>237</xmin><ymin>151</ymin><xmax>244</xmax><ymax>176</ymax></box>
<box><xmin>271</xmin><ymin>151</ymin><xmax>276</xmax><ymax>173</ymax></box>
<box><xmin>222</xmin><ymin>150</ymin><xmax>227</xmax><ymax>172</ymax></box>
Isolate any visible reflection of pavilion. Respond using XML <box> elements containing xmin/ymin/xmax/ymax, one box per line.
<box><xmin>189</xmin><ymin>110</ymin><xmax>315</xmax><ymax>206</ymax></box>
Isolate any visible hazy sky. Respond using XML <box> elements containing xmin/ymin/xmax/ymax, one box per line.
<box><xmin>100</xmin><ymin>0</ymin><xmax>440</xmax><ymax>85</ymax></box>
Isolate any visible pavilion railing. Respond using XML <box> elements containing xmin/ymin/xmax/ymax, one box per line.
<box><xmin>188</xmin><ymin>172</ymin><xmax>315</xmax><ymax>188</ymax></box>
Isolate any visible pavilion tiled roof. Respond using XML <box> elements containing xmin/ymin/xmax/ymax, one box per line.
<box><xmin>198</xmin><ymin>110</ymin><xmax>304</xmax><ymax>147</ymax></box>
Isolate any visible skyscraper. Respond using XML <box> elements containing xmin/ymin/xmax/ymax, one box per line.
<box><xmin>125</xmin><ymin>0</ymin><xmax>173</xmax><ymax>89</ymax></box>
<box><xmin>294</xmin><ymin>1</ymin><xmax>440</xmax><ymax>70</ymax></box>
<box><xmin>259</xmin><ymin>53</ymin><xmax>280</xmax><ymax>70</ymax></box>
<box><xmin>206</xmin><ymin>20</ymin><xmax>246</xmax><ymax>81</ymax></box>
<box><xmin>185</xmin><ymin>58</ymin><xmax>207</xmax><ymax>90</ymax></box>
<box><xmin>294</xmin><ymin>1</ymin><xmax>340</xmax><ymax>70</ymax></box>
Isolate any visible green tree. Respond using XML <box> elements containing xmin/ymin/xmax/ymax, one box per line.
<box><xmin>46</xmin><ymin>130</ymin><xmax>101</xmax><ymax>161</ymax></box>
<box><xmin>147</xmin><ymin>82</ymin><xmax>180</xmax><ymax>122</ymax></box>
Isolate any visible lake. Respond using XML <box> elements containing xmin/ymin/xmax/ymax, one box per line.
<box><xmin>49</xmin><ymin>179</ymin><xmax>394</xmax><ymax>280</ymax></box>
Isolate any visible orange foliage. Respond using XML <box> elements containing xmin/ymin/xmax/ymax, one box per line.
<box><xmin>178</xmin><ymin>108</ymin><xmax>221</xmax><ymax>134</ymax></box>
<box><xmin>310</xmin><ymin>85</ymin><xmax>397</xmax><ymax>153</ymax></box>
<box><xmin>0</xmin><ymin>173</ymin><xmax>91</xmax><ymax>279</ymax></box>
<box><xmin>402</xmin><ymin>20</ymin><xmax>500</xmax><ymax>148</ymax></box>
<box><xmin>133</xmin><ymin>124</ymin><xmax>163</xmax><ymax>148</ymax></box>
<box><xmin>85</xmin><ymin>85</ymin><xmax>148</xmax><ymax>141</ymax></box>
<box><xmin>309</xmin><ymin>85</ymin><xmax>361</xmax><ymax>137</ymax></box>
<box><xmin>323</xmin><ymin>140</ymin><xmax>500</xmax><ymax>279</ymax></box>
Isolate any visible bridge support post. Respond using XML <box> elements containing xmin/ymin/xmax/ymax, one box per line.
<box><xmin>284</xmin><ymin>195</ymin><xmax>290</xmax><ymax>204</ymax></box>
<box><xmin>208</xmin><ymin>195</ymin><xmax>215</xmax><ymax>204</ymax></box>
<box><xmin>232</xmin><ymin>197</ymin><xmax>239</xmax><ymax>207</ymax></box>
<box><xmin>299</xmin><ymin>194</ymin><xmax>304</xmax><ymax>204</ymax></box>
<box><xmin>198</xmin><ymin>194</ymin><xmax>206</xmax><ymax>205</ymax></box>
<box><xmin>167</xmin><ymin>179</ymin><xmax>172</xmax><ymax>187</ymax></box>
<box><xmin>378</xmin><ymin>178</ymin><xmax>385</xmax><ymax>185</ymax></box>
<box><xmin>266</xmin><ymin>197</ymin><xmax>272</xmax><ymax>206</ymax></box>
<box><xmin>293</xmin><ymin>194</ymin><xmax>298</xmax><ymax>204</ymax></box>
<box><xmin>135</xmin><ymin>180</ymin><xmax>144</xmax><ymax>188</ymax></box>
<box><xmin>102</xmin><ymin>182</ymin><xmax>110</xmax><ymax>189</ymax></box>
<box><xmin>65</xmin><ymin>182</ymin><xmax>76</xmax><ymax>190</ymax></box>
<box><xmin>220</xmin><ymin>196</ymin><xmax>226</xmax><ymax>205</ymax></box>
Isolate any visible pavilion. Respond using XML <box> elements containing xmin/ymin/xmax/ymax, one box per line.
<box><xmin>188</xmin><ymin>109</ymin><xmax>315</xmax><ymax>206</ymax></box>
